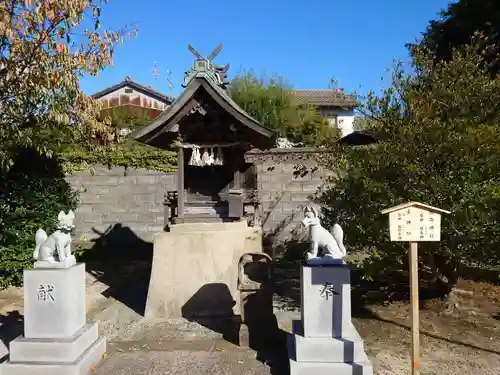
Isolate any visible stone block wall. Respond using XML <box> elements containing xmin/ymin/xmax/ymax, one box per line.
<box><xmin>66</xmin><ymin>165</ymin><xmax>176</xmax><ymax>245</ymax></box>
<box><xmin>66</xmin><ymin>149</ymin><xmax>332</xmax><ymax>248</ymax></box>
<box><xmin>249</xmin><ymin>149</ymin><xmax>332</xmax><ymax>244</ymax></box>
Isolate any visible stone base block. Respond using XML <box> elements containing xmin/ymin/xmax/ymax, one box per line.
<box><xmin>289</xmin><ymin>359</ymin><xmax>373</xmax><ymax>375</ymax></box>
<box><xmin>291</xmin><ymin>319</ymin><xmax>366</xmax><ymax>362</ymax></box>
<box><xmin>288</xmin><ymin>335</ymin><xmax>372</xmax><ymax>375</ymax></box>
<box><xmin>301</xmin><ymin>265</ymin><xmax>352</xmax><ymax>338</ymax></box>
<box><xmin>24</xmin><ymin>263</ymin><xmax>85</xmax><ymax>339</ymax></box>
<box><xmin>0</xmin><ymin>337</ymin><xmax>106</xmax><ymax>375</ymax></box>
<box><xmin>9</xmin><ymin>323</ymin><xmax>98</xmax><ymax>363</ymax></box>
<box><xmin>293</xmin><ymin>334</ymin><xmax>367</xmax><ymax>363</ymax></box>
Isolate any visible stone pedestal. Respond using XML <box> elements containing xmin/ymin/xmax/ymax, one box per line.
<box><xmin>0</xmin><ymin>264</ymin><xmax>106</xmax><ymax>375</ymax></box>
<box><xmin>145</xmin><ymin>221</ymin><xmax>263</xmax><ymax>319</ymax></box>
<box><xmin>288</xmin><ymin>264</ymin><xmax>373</xmax><ymax>375</ymax></box>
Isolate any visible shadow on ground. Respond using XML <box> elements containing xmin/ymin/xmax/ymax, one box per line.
<box><xmin>458</xmin><ymin>264</ymin><xmax>500</xmax><ymax>286</ymax></box>
<box><xmin>0</xmin><ymin>311</ymin><xmax>23</xmax><ymax>363</ymax></box>
<box><xmin>182</xmin><ymin>283</ymin><xmax>290</xmax><ymax>375</ymax></box>
<box><xmin>78</xmin><ymin>224</ymin><xmax>153</xmax><ymax>316</ymax></box>
<box><xmin>273</xmin><ymin>260</ymin><xmax>449</xmax><ymax>318</ymax></box>
<box><xmin>272</xmin><ymin>249</ymin><xmax>500</xmax><ymax>357</ymax></box>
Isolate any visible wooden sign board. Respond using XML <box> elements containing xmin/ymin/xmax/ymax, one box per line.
<box><xmin>381</xmin><ymin>202</ymin><xmax>450</xmax><ymax>242</ymax></box>
<box><xmin>381</xmin><ymin>201</ymin><xmax>450</xmax><ymax>375</ymax></box>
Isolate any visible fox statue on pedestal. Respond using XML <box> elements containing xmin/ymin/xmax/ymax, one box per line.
<box><xmin>33</xmin><ymin>210</ymin><xmax>76</xmax><ymax>268</ymax></box>
<box><xmin>301</xmin><ymin>206</ymin><xmax>346</xmax><ymax>264</ymax></box>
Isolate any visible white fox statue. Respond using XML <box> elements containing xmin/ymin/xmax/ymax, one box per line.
<box><xmin>301</xmin><ymin>206</ymin><xmax>346</xmax><ymax>264</ymax></box>
<box><xmin>33</xmin><ymin>210</ymin><xmax>76</xmax><ymax>268</ymax></box>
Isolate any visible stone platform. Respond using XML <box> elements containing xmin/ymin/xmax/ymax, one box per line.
<box><xmin>288</xmin><ymin>264</ymin><xmax>372</xmax><ymax>375</ymax></box>
<box><xmin>0</xmin><ymin>264</ymin><xmax>106</xmax><ymax>375</ymax></box>
<box><xmin>145</xmin><ymin>220</ymin><xmax>263</xmax><ymax>319</ymax></box>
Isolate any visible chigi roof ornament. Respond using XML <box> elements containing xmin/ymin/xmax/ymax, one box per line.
<box><xmin>182</xmin><ymin>43</ymin><xmax>230</xmax><ymax>89</ymax></box>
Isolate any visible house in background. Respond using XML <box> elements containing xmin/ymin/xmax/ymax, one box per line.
<box><xmin>91</xmin><ymin>76</ymin><xmax>173</xmax><ymax>136</ymax></box>
<box><xmin>90</xmin><ymin>77</ymin><xmax>373</xmax><ymax>144</ymax></box>
<box><xmin>292</xmin><ymin>89</ymin><xmax>357</xmax><ymax>137</ymax></box>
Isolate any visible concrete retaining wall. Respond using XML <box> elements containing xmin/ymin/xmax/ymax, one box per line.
<box><xmin>66</xmin><ymin>166</ymin><xmax>175</xmax><ymax>244</ymax></box>
<box><xmin>66</xmin><ymin>150</ymin><xmax>331</xmax><ymax>247</ymax></box>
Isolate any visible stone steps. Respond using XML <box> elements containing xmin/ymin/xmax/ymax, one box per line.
<box><xmin>178</xmin><ymin>200</ymin><xmax>234</xmax><ymax>223</ymax></box>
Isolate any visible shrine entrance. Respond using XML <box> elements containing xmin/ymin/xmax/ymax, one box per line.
<box><xmin>185</xmin><ymin>163</ymin><xmax>234</xmax><ymax>201</ymax></box>
<box><xmin>130</xmin><ymin>43</ymin><xmax>275</xmax><ymax>225</ymax></box>
<box><xmin>184</xmin><ymin>146</ymin><xmax>242</xmax><ymax>201</ymax></box>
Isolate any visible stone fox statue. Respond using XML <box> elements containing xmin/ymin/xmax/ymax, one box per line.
<box><xmin>33</xmin><ymin>210</ymin><xmax>75</xmax><ymax>264</ymax></box>
<box><xmin>301</xmin><ymin>206</ymin><xmax>346</xmax><ymax>261</ymax></box>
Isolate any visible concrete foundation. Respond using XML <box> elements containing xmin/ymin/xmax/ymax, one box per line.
<box><xmin>0</xmin><ymin>264</ymin><xmax>106</xmax><ymax>375</ymax></box>
<box><xmin>145</xmin><ymin>220</ymin><xmax>263</xmax><ymax>319</ymax></box>
<box><xmin>288</xmin><ymin>264</ymin><xmax>373</xmax><ymax>375</ymax></box>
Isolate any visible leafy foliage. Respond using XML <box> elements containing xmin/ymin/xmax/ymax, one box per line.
<box><xmin>99</xmin><ymin>105</ymin><xmax>162</xmax><ymax>131</ymax></box>
<box><xmin>62</xmin><ymin>140</ymin><xmax>177</xmax><ymax>173</ymax></box>
<box><xmin>229</xmin><ymin>71</ymin><xmax>340</xmax><ymax>146</ymax></box>
<box><xmin>415</xmin><ymin>0</ymin><xmax>500</xmax><ymax>75</ymax></box>
<box><xmin>0</xmin><ymin>150</ymin><xmax>79</xmax><ymax>289</ymax></box>
<box><xmin>62</xmin><ymin>110</ymin><xmax>177</xmax><ymax>173</ymax></box>
<box><xmin>319</xmin><ymin>35</ymin><xmax>500</xmax><ymax>293</ymax></box>
<box><xmin>0</xmin><ymin>1</ymin><xmax>135</xmax><ymax>288</ymax></box>
<box><xmin>0</xmin><ymin>0</ymin><xmax>136</xmax><ymax>171</ymax></box>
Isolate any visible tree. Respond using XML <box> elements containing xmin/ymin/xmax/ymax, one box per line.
<box><xmin>0</xmin><ymin>149</ymin><xmax>79</xmax><ymax>288</ymax></box>
<box><xmin>0</xmin><ymin>0</ymin><xmax>136</xmax><ymax>171</ymax></box>
<box><xmin>319</xmin><ymin>35</ymin><xmax>500</xmax><ymax>295</ymax></box>
<box><xmin>0</xmin><ymin>1</ymin><xmax>134</xmax><ymax>287</ymax></box>
<box><xmin>415</xmin><ymin>0</ymin><xmax>500</xmax><ymax>75</ymax></box>
<box><xmin>229</xmin><ymin>71</ymin><xmax>339</xmax><ymax>146</ymax></box>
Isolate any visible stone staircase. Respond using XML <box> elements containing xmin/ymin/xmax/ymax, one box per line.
<box><xmin>176</xmin><ymin>199</ymin><xmax>237</xmax><ymax>223</ymax></box>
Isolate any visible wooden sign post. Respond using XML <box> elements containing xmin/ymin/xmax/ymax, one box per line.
<box><xmin>381</xmin><ymin>202</ymin><xmax>450</xmax><ymax>375</ymax></box>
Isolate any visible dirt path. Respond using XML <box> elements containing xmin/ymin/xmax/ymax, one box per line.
<box><xmin>356</xmin><ymin>308</ymin><xmax>500</xmax><ymax>375</ymax></box>
<box><xmin>1</xmin><ymin>270</ymin><xmax>499</xmax><ymax>374</ymax></box>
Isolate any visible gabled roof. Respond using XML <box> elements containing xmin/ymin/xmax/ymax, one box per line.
<box><xmin>90</xmin><ymin>76</ymin><xmax>173</xmax><ymax>104</ymax></box>
<box><xmin>381</xmin><ymin>202</ymin><xmax>451</xmax><ymax>215</ymax></box>
<box><xmin>292</xmin><ymin>89</ymin><xmax>357</xmax><ymax>108</ymax></box>
<box><xmin>339</xmin><ymin>130</ymin><xmax>377</xmax><ymax>146</ymax></box>
<box><xmin>129</xmin><ymin>71</ymin><xmax>275</xmax><ymax>144</ymax></box>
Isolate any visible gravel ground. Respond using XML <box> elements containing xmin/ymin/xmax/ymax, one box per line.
<box><xmin>1</xmin><ymin>268</ymin><xmax>499</xmax><ymax>374</ymax></box>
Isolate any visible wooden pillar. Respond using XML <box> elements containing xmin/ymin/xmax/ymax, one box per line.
<box><xmin>233</xmin><ymin>169</ymin><xmax>241</xmax><ymax>189</ymax></box>
<box><xmin>233</xmin><ymin>151</ymin><xmax>242</xmax><ymax>189</ymax></box>
<box><xmin>409</xmin><ymin>241</ymin><xmax>420</xmax><ymax>375</ymax></box>
<box><xmin>177</xmin><ymin>147</ymin><xmax>185</xmax><ymax>218</ymax></box>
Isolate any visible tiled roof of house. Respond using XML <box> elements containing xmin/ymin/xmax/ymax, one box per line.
<box><xmin>292</xmin><ymin>89</ymin><xmax>357</xmax><ymax>107</ymax></box>
<box><xmin>90</xmin><ymin>76</ymin><xmax>173</xmax><ymax>104</ymax></box>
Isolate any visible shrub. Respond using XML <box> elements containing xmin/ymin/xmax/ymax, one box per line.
<box><xmin>0</xmin><ymin>149</ymin><xmax>79</xmax><ymax>288</ymax></box>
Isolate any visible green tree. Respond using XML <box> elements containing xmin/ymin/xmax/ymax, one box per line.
<box><xmin>0</xmin><ymin>0</ymin><xmax>135</xmax><ymax>171</ymax></box>
<box><xmin>0</xmin><ymin>150</ymin><xmax>79</xmax><ymax>288</ymax></box>
<box><xmin>414</xmin><ymin>0</ymin><xmax>500</xmax><ymax>75</ymax></box>
<box><xmin>319</xmin><ymin>35</ymin><xmax>500</xmax><ymax>294</ymax></box>
<box><xmin>61</xmin><ymin>111</ymin><xmax>177</xmax><ymax>173</ymax></box>
<box><xmin>229</xmin><ymin>71</ymin><xmax>339</xmax><ymax>146</ymax></box>
<box><xmin>0</xmin><ymin>1</ymin><xmax>133</xmax><ymax>287</ymax></box>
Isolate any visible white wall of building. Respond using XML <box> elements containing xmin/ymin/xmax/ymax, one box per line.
<box><xmin>317</xmin><ymin>108</ymin><xmax>355</xmax><ymax>137</ymax></box>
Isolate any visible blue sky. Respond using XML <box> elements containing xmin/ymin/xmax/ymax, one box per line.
<box><xmin>80</xmin><ymin>0</ymin><xmax>452</xmax><ymax>98</ymax></box>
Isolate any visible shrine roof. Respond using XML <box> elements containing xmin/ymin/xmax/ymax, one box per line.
<box><xmin>129</xmin><ymin>72</ymin><xmax>275</xmax><ymax>143</ymax></box>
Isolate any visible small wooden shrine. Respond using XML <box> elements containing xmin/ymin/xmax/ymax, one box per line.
<box><xmin>130</xmin><ymin>44</ymin><xmax>276</xmax><ymax>225</ymax></box>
